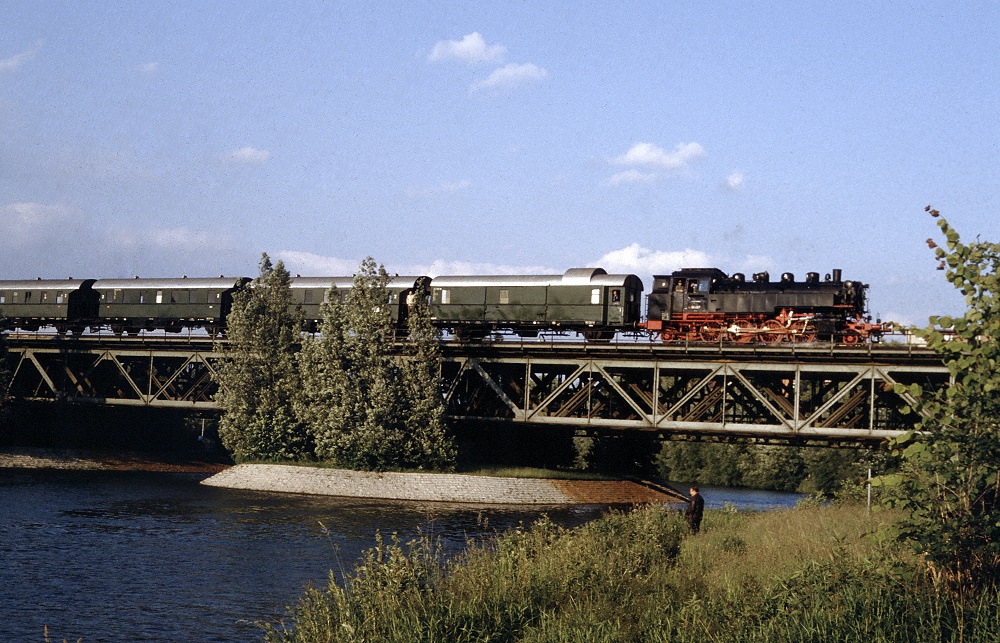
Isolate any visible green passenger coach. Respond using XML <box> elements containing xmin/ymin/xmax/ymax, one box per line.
<box><xmin>0</xmin><ymin>279</ymin><xmax>98</xmax><ymax>332</ymax></box>
<box><xmin>91</xmin><ymin>277</ymin><xmax>248</xmax><ymax>335</ymax></box>
<box><xmin>429</xmin><ymin>268</ymin><xmax>643</xmax><ymax>339</ymax></box>
<box><xmin>289</xmin><ymin>276</ymin><xmax>425</xmax><ymax>332</ymax></box>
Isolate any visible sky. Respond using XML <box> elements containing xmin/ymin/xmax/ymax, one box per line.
<box><xmin>2</xmin><ymin>1</ymin><xmax>999</xmax><ymax>327</ymax></box>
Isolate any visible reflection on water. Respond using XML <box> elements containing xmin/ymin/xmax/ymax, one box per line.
<box><xmin>0</xmin><ymin>469</ymin><xmax>605</xmax><ymax>642</ymax></box>
<box><xmin>0</xmin><ymin>469</ymin><xmax>802</xmax><ymax>642</ymax></box>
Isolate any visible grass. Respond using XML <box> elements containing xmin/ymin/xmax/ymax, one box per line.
<box><xmin>264</xmin><ymin>504</ymin><xmax>1000</xmax><ymax>642</ymax></box>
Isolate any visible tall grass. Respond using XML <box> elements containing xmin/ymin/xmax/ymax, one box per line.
<box><xmin>265</xmin><ymin>504</ymin><xmax>1000</xmax><ymax>642</ymax></box>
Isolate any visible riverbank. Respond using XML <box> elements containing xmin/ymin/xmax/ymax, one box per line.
<box><xmin>0</xmin><ymin>449</ymin><xmax>684</xmax><ymax>504</ymax></box>
<box><xmin>0</xmin><ymin>447</ymin><xmax>227</xmax><ymax>473</ymax></box>
<box><xmin>201</xmin><ymin>463</ymin><xmax>684</xmax><ymax>505</ymax></box>
<box><xmin>265</xmin><ymin>504</ymin><xmax>1000</xmax><ymax>642</ymax></box>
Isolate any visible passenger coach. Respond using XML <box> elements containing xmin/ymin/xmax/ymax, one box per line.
<box><xmin>92</xmin><ymin>277</ymin><xmax>248</xmax><ymax>335</ymax></box>
<box><xmin>429</xmin><ymin>268</ymin><xmax>643</xmax><ymax>340</ymax></box>
<box><xmin>290</xmin><ymin>275</ymin><xmax>427</xmax><ymax>332</ymax></box>
<box><xmin>0</xmin><ymin>278</ymin><xmax>98</xmax><ymax>332</ymax></box>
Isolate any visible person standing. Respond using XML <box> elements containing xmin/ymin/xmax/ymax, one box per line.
<box><xmin>685</xmin><ymin>486</ymin><xmax>705</xmax><ymax>533</ymax></box>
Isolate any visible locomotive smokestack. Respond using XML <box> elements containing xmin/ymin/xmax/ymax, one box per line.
<box><xmin>832</xmin><ymin>269</ymin><xmax>842</xmax><ymax>283</ymax></box>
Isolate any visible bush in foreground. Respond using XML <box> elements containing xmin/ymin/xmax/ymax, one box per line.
<box><xmin>265</xmin><ymin>504</ymin><xmax>1000</xmax><ymax>642</ymax></box>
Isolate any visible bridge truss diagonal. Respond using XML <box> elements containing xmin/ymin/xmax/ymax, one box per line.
<box><xmin>440</xmin><ymin>349</ymin><xmax>949</xmax><ymax>445</ymax></box>
<box><xmin>6</xmin><ymin>342</ymin><xmax>224</xmax><ymax>408</ymax></box>
<box><xmin>5</xmin><ymin>337</ymin><xmax>950</xmax><ymax>445</ymax></box>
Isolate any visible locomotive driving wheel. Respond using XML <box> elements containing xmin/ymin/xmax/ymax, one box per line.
<box><xmin>699</xmin><ymin>324</ymin><xmax>725</xmax><ymax>343</ymax></box>
<box><xmin>760</xmin><ymin>319</ymin><xmax>787</xmax><ymax>343</ymax></box>
<box><xmin>730</xmin><ymin>320</ymin><xmax>757</xmax><ymax>343</ymax></box>
<box><xmin>790</xmin><ymin>320</ymin><xmax>816</xmax><ymax>343</ymax></box>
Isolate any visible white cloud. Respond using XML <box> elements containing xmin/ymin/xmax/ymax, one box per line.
<box><xmin>139</xmin><ymin>62</ymin><xmax>160</xmax><ymax>75</ymax></box>
<box><xmin>594</xmin><ymin>243</ymin><xmax>714</xmax><ymax>276</ymax></box>
<box><xmin>406</xmin><ymin>180</ymin><xmax>471</xmax><ymax>198</ymax></box>
<box><xmin>275</xmin><ymin>251</ymin><xmax>365</xmax><ymax>276</ymax></box>
<box><xmin>274</xmin><ymin>252</ymin><xmax>556</xmax><ymax>277</ymax></box>
<box><xmin>1</xmin><ymin>201</ymin><xmax>72</xmax><ymax>225</ymax></box>
<box><xmin>471</xmin><ymin>62</ymin><xmax>548</xmax><ymax>92</ymax></box>
<box><xmin>606</xmin><ymin>169</ymin><xmax>657</xmax><ymax>186</ymax></box>
<box><xmin>225</xmin><ymin>146</ymin><xmax>270</xmax><ymax>164</ymax></box>
<box><xmin>613</xmin><ymin>142</ymin><xmax>706</xmax><ymax>170</ymax></box>
<box><xmin>412</xmin><ymin>259</ymin><xmax>556</xmax><ymax>276</ymax></box>
<box><xmin>0</xmin><ymin>40</ymin><xmax>43</xmax><ymax>73</ymax></box>
<box><xmin>1</xmin><ymin>202</ymin><xmax>74</xmax><ymax>244</ymax></box>
<box><xmin>723</xmin><ymin>171</ymin><xmax>745</xmax><ymax>191</ymax></box>
<box><xmin>736</xmin><ymin>254</ymin><xmax>776</xmax><ymax>273</ymax></box>
<box><xmin>112</xmin><ymin>226</ymin><xmax>236</xmax><ymax>252</ymax></box>
<box><xmin>428</xmin><ymin>32</ymin><xmax>506</xmax><ymax>64</ymax></box>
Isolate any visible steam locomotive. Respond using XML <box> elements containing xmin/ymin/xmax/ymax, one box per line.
<box><xmin>0</xmin><ymin>266</ymin><xmax>882</xmax><ymax>343</ymax></box>
<box><xmin>644</xmin><ymin>268</ymin><xmax>880</xmax><ymax>343</ymax></box>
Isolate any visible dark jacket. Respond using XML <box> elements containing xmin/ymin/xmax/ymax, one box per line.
<box><xmin>685</xmin><ymin>493</ymin><xmax>704</xmax><ymax>532</ymax></box>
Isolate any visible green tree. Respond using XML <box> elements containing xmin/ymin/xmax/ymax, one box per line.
<box><xmin>399</xmin><ymin>279</ymin><xmax>456</xmax><ymax>470</ymax></box>
<box><xmin>215</xmin><ymin>254</ymin><xmax>310</xmax><ymax>461</ymax></box>
<box><xmin>880</xmin><ymin>207</ymin><xmax>1000</xmax><ymax>591</ymax></box>
<box><xmin>298</xmin><ymin>258</ymin><xmax>454</xmax><ymax>471</ymax></box>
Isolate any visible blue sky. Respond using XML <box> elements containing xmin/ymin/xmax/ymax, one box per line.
<box><xmin>2</xmin><ymin>1</ymin><xmax>998</xmax><ymax>326</ymax></box>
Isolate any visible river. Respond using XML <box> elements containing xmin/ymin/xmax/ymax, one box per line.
<box><xmin>0</xmin><ymin>469</ymin><xmax>801</xmax><ymax>642</ymax></box>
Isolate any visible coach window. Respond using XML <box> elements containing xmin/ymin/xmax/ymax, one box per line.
<box><xmin>25</xmin><ymin>291</ymin><xmax>32</xmax><ymax>302</ymax></box>
<box><xmin>57</xmin><ymin>292</ymin><xmax>64</xmax><ymax>304</ymax></box>
<box><xmin>156</xmin><ymin>290</ymin><xmax>163</xmax><ymax>304</ymax></box>
<box><xmin>304</xmin><ymin>290</ymin><xmax>313</xmax><ymax>305</ymax></box>
<box><xmin>41</xmin><ymin>292</ymin><xmax>48</xmax><ymax>303</ymax></box>
<box><xmin>441</xmin><ymin>289</ymin><xmax>450</xmax><ymax>305</ymax></box>
<box><xmin>499</xmin><ymin>288</ymin><xmax>509</xmax><ymax>305</ymax></box>
<box><xmin>591</xmin><ymin>288</ymin><xmax>600</xmax><ymax>305</ymax></box>
<box><xmin>0</xmin><ymin>293</ymin><xmax>5</xmax><ymax>304</ymax></box>
<box><xmin>611</xmin><ymin>289</ymin><xmax>621</xmax><ymax>304</ymax></box>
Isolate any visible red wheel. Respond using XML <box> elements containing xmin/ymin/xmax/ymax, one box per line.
<box><xmin>761</xmin><ymin>319</ymin><xmax>787</xmax><ymax>343</ymax></box>
<box><xmin>790</xmin><ymin>321</ymin><xmax>816</xmax><ymax>343</ymax></box>
<box><xmin>659</xmin><ymin>328</ymin><xmax>678</xmax><ymax>343</ymax></box>
<box><xmin>700</xmin><ymin>324</ymin><xmax>724</xmax><ymax>342</ymax></box>
<box><xmin>730</xmin><ymin>320</ymin><xmax>757</xmax><ymax>343</ymax></box>
<box><xmin>842</xmin><ymin>331</ymin><xmax>861</xmax><ymax>344</ymax></box>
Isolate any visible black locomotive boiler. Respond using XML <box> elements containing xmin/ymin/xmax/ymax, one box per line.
<box><xmin>643</xmin><ymin>268</ymin><xmax>880</xmax><ymax>343</ymax></box>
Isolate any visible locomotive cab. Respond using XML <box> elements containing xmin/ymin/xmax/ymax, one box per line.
<box><xmin>648</xmin><ymin>268</ymin><xmax>727</xmax><ymax>322</ymax></box>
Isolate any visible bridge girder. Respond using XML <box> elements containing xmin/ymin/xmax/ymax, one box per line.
<box><xmin>6</xmin><ymin>344</ymin><xmax>222</xmax><ymax>408</ymax></box>
<box><xmin>441</xmin><ymin>354</ymin><xmax>948</xmax><ymax>445</ymax></box>
<box><xmin>4</xmin><ymin>336</ymin><xmax>949</xmax><ymax>444</ymax></box>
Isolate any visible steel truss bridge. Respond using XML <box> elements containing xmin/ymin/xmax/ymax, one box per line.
<box><xmin>4</xmin><ymin>334</ymin><xmax>949</xmax><ymax>445</ymax></box>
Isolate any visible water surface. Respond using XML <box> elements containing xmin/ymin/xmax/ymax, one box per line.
<box><xmin>1</xmin><ymin>469</ymin><xmax>801</xmax><ymax>641</ymax></box>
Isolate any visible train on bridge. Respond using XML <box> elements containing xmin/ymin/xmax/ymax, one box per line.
<box><xmin>0</xmin><ymin>266</ymin><xmax>884</xmax><ymax>344</ymax></box>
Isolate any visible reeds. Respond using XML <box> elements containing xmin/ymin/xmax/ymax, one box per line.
<box><xmin>265</xmin><ymin>503</ymin><xmax>1000</xmax><ymax>642</ymax></box>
